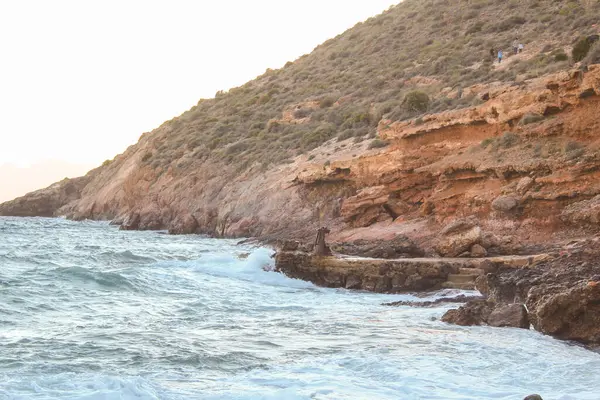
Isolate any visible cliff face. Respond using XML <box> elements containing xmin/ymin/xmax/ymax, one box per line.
<box><xmin>3</xmin><ymin>66</ymin><xmax>600</xmax><ymax>254</ymax></box>
<box><xmin>2</xmin><ymin>0</ymin><xmax>600</xmax><ymax>251</ymax></box>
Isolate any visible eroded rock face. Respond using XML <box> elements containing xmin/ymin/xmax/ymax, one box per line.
<box><xmin>274</xmin><ymin>251</ymin><xmax>457</xmax><ymax>293</ymax></box>
<box><xmin>561</xmin><ymin>195</ymin><xmax>600</xmax><ymax>226</ymax></box>
<box><xmin>441</xmin><ymin>300</ymin><xmax>494</xmax><ymax>326</ymax></box>
<box><xmin>445</xmin><ymin>244</ymin><xmax>600</xmax><ymax>345</ymax></box>
<box><xmin>526</xmin><ymin>281</ymin><xmax>600</xmax><ymax>344</ymax></box>
<box><xmin>0</xmin><ymin>176</ymin><xmax>92</xmax><ymax>218</ymax></box>
<box><xmin>487</xmin><ymin>304</ymin><xmax>529</xmax><ymax>329</ymax></box>
<box><xmin>436</xmin><ymin>219</ymin><xmax>482</xmax><ymax>257</ymax></box>
<box><xmin>331</xmin><ymin>235</ymin><xmax>424</xmax><ymax>259</ymax></box>
<box><xmin>441</xmin><ymin>301</ymin><xmax>529</xmax><ymax>328</ymax></box>
<box><xmin>492</xmin><ymin>195</ymin><xmax>519</xmax><ymax>212</ymax></box>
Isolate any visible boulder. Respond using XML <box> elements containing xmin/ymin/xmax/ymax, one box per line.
<box><xmin>526</xmin><ymin>281</ymin><xmax>600</xmax><ymax>344</ymax></box>
<box><xmin>442</xmin><ymin>301</ymin><xmax>529</xmax><ymax>329</ymax></box>
<box><xmin>120</xmin><ymin>212</ymin><xmax>140</xmax><ymax>231</ymax></box>
<box><xmin>441</xmin><ymin>300</ymin><xmax>493</xmax><ymax>326</ymax></box>
<box><xmin>331</xmin><ymin>235</ymin><xmax>424</xmax><ymax>259</ymax></box>
<box><xmin>561</xmin><ymin>195</ymin><xmax>600</xmax><ymax>226</ymax></box>
<box><xmin>278</xmin><ymin>240</ymin><xmax>300</xmax><ymax>251</ymax></box>
<box><xmin>436</xmin><ymin>224</ymin><xmax>482</xmax><ymax>258</ymax></box>
<box><xmin>523</xmin><ymin>395</ymin><xmax>543</xmax><ymax>400</ymax></box>
<box><xmin>470</xmin><ymin>244</ymin><xmax>488</xmax><ymax>258</ymax></box>
<box><xmin>516</xmin><ymin>177</ymin><xmax>534</xmax><ymax>194</ymax></box>
<box><xmin>168</xmin><ymin>214</ymin><xmax>199</xmax><ymax>235</ymax></box>
<box><xmin>487</xmin><ymin>303</ymin><xmax>529</xmax><ymax>329</ymax></box>
<box><xmin>492</xmin><ymin>195</ymin><xmax>519</xmax><ymax>212</ymax></box>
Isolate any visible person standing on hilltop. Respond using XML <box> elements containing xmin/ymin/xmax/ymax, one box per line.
<box><xmin>518</xmin><ymin>43</ymin><xmax>524</xmax><ymax>53</ymax></box>
<box><xmin>512</xmin><ymin>39</ymin><xmax>519</xmax><ymax>55</ymax></box>
<box><xmin>498</xmin><ymin>49</ymin><xmax>503</xmax><ymax>63</ymax></box>
<box><xmin>490</xmin><ymin>47</ymin><xmax>495</xmax><ymax>60</ymax></box>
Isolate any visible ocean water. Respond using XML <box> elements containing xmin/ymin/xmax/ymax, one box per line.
<box><xmin>1</xmin><ymin>218</ymin><xmax>599</xmax><ymax>400</ymax></box>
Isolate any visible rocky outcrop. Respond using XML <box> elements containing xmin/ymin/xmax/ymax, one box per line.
<box><xmin>331</xmin><ymin>235</ymin><xmax>424</xmax><ymax>259</ymax></box>
<box><xmin>435</xmin><ymin>217</ymin><xmax>483</xmax><ymax>257</ymax></box>
<box><xmin>0</xmin><ymin>173</ymin><xmax>96</xmax><ymax>218</ymax></box>
<box><xmin>274</xmin><ymin>251</ymin><xmax>458</xmax><ymax>292</ymax></box>
<box><xmin>441</xmin><ymin>301</ymin><xmax>529</xmax><ymax>329</ymax></box>
<box><xmin>443</xmin><ymin>239</ymin><xmax>600</xmax><ymax>346</ymax></box>
<box><xmin>526</xmin><ymin>281</ymin><xmax>600</xmax><ymax>344</ymax></box>
<box><xmin>275</xmin><ymin>248</ymin><xmax>545</xmax><ymax>293</ymax></box>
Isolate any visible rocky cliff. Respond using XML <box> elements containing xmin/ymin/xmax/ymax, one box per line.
<box><xmin>2</xmin><ymin>0</ymin><xmax>600</xmax><ymax>255</ymax></box>
<box><xmin>4</xmin><ymin>66</ymin><xmax>599</xmax><ymax>254</ymax></box>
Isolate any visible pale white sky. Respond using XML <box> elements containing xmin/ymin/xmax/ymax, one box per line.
<box><xmin>0</xmin><ymin>0</ymin><xmax>397</xmax><ymax>201</ymax></box>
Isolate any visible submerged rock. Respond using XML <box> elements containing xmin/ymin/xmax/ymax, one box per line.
<box><xmin>441</xmin><ymin>300</ymin><xmax>493</xmax><ymax>326</ymax></box>
<box><xmin>441</xmin><ymin>301</ymin><xmax>529</xmax><ymax>329</ymax></box>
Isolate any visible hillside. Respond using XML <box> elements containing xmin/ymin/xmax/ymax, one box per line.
<box><xmin>2</xmin><ymin>0</ymin><xmax>600</xmax><ymax>253</ymax></box>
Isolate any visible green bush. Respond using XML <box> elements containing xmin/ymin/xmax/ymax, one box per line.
<box><xmin>368</xmin><ymin>139</ymin><xmax>390</xmax><ymax>149</ymax></box>
<box><xmin>582</xmin><ymin>42</ymin><xmax>600</xmax><ymax>67</ymax></box>
<box><xmin>520</xmin><ymin>114</ymin><xmax>544</xmax><ymax>125</ymax></box>
<box><xmin>554</xmin><ymin>51</ymin><xmax>568</xmax><ymax>62</ymax></box>
<box><xmin>572</xmin><ymin>38</ymin><xmax>592</xmax><ymax>62</ymax></box>
<box><xmin>495</xmin><ymin>132</ymin><xmax>519</xmax><ymax>149</ymax></box>
<box><xmin>402</xmin><ymin>91</ymin><xmax>430</xmax><ymax>113</ymax></box>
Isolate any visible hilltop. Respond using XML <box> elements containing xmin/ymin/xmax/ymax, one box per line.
<box><xmin>2</xmin><ymin>0</ymin><xmax>600</xmax><ymax>253</ymax></box>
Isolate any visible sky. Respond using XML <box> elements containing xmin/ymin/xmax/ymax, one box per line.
<box><xmin>0</xmin><ymin>0</ymin><xmax>398</xmax><ymax>202</ymax></box>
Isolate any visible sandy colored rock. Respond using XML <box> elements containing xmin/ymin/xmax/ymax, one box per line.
<box><xmin>526</xmin><ymin>282</ymin><xmax>600</xmax><ymax>344</ymax></box>
<box><xmin>492</xmin><ymin>196</ymin><xmax>519</xmax><ymax>212</ymax></box>
<box><xmin>436</xmin><ymin>226</ymin><xmax>482</xmax><ymax>258</ymax></box>
<box><xmin>487</xmin><ymin>304</ymin><xmax>529</xmax><ymax>329</ymax></box>
<box><xmin>516</xmin><ymin>177</ymin><xmax>534</xmax><ymax>194</ymax></box>
<box><xmin>470</xmin><ymin>244</ymin><xmax>488</xmax><ymax>258</ymax></box>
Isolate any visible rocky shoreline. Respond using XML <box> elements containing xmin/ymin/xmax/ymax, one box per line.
<box><xmin>273</xmin><ymin>230</ymin><xmax>600</xmax><ymax>350</ymax></box>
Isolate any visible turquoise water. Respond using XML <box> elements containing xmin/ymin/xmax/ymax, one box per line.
<box><xmin>1</xmin><ymin>217</ymin><xmax>599</xmax><ymax>399</ymax></box>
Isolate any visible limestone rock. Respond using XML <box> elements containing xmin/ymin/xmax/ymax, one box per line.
<box><xmin>441</xmin><ymin>300</ymin><xmax>493</xmax><ymax>326</ymax></box>
<box><xmin>331</xmin><ymin>235</ymin><xmax>424</xmax><ymax>259</ymax></box>
<box><xmin>168</xmin><ymin>214</ymin><xmax>199</xmax><ymax>235</ymax></box>
<box><xmin>436</xmin><ymin>222</ymin><xmax>482</xmax><ymax>258</ymax></box>
<box><xmin>492</xmin><ymin>196</ymin><xmax>519</xmax><ymax>212</ymax></box>
<box><xmin>516</xmin><ymin>177</ymin><xmax>534</xmax><ymax>194</ymax></box>
<box><xmin>561</xmin><ymin>195</ymin><xmax>600</xmax><ymax>226</ymax></box>
<box><xmin>470</xmin><ymin>244</ymin><xmax>488</xmax><ymax>258</ymax></box>
<box><xmin>487</xmin><ymin>304</ymin><xmax>529</xmax><ymax>329</ymax></box>
<box><xmin>526</xmin><ymin>281</ymin><xmax>600</xmax><ymax>344</ymax></box>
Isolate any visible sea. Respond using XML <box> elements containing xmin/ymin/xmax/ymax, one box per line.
<box><xmin>1</xmin><ymin>217</ymin><xmax>599</xmax><ymax>400</ymax></box>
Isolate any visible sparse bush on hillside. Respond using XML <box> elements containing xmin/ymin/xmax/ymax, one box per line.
<box><xmin>572</xmin><ymin>38</ymin><xmax>592</xmax><ymax>62</ymax></box>
<box><xmin>402</xmin><ymin>91</ymin><xmax>430</xmax><ymax>113</ymax></box>
<box><xmin>520</xmin><ymin>114</ymin><xmax>544</xmax><ymax>125</ymax></box>
<box><xmin>582</xmin><ymin>42</ymin><xmax>600</xmax><ymax>67</ymax></box>
<box><xmin>139</xmin><ymin>0</ymin><xmax>599</xmax><ymax>172</ymax></box>
<box><xmin>368</xmin><ymin>139</ymin><xmax>390</xmax><ymax>149</ymax></box>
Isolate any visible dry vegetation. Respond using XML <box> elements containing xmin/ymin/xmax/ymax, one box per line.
<box><xmin>141</xmin><ymin>0</ymin><xmax>600</xmax><ymax>173</ymax></box>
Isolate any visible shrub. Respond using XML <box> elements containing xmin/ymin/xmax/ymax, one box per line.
<box><xmin>572</xmin><ymin>38</ymin><xmax>592</xmax><ymax>62</ymax></box>
<box><xmin>582</xmin><ymin>42</ymin><xmax>600</xmax><ymax>67</ymax></box>
<box><xmin>319</xmin><ymin>97</ymin><xmax>336</xmax><ymax>108</ymax></box>
<box><xmin>368</xmin><ymin>139</ymin><xmax>390</xmax><ymax>149</ymax></box>
<box><xmin>402</xmin><ymin>91</ymin><xmax>430</xmax><ymax>113</ymax></box>
<box><xmin>480</xmin><ymin>137</ymin><xmax>495</xmax><ymax>148</ymax></box>
<box><xmin>495</xmin><ymin>132</ymin><xmax>519</xmax><ymax>149</ymax></box>
<box><xmin>141</xmin><ymin>152</ymin><xmax>152</xmax><ymax>162</ymax></box>
<box><xmin>553</xmin><ymin>51</ymin><xmax>569</xmax><ymax>62</ymax></box>
<box><xmin>564</xmin><ymin>141</ymin><xmax>585</xmax><ymax>160</ymax></box>
<box><xmin>520</xmin><ymin>114</ymin><xmax>544</xmax><ymax>125</ymax></box>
